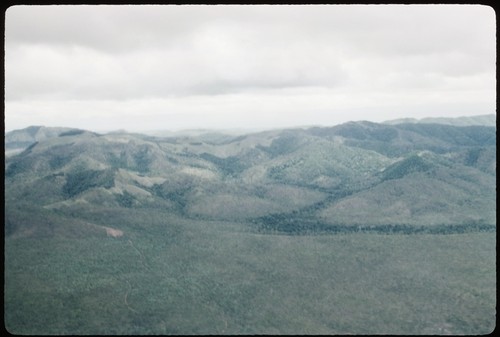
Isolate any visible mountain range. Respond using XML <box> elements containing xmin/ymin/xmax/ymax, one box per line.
<box><xmin>5</xmin><ymin>117</ymin><xmax>496</xmax><ymax>234</ymax></box>
<box><xmin>4</xmin><ymin>116</ymin><xmax>496</xmax><ymax>334</ymax></box>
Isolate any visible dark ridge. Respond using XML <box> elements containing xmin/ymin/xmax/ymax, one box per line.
<box><xmin>381</xmin><ymin>154</ymin><xmax>433</xmax><ymax>181</ymax></box>
<box><xmin>252</xmin><ymin>217</ymin><xmax>495</xmax><ymax>236</ymax></box>
<box><xmin>199</xmin><ymin>152</ymin><xmax>246</xmax><ymax>176</ymax></box>
<box><xmin>59</xmin><ymin>129</ymin><xmax>86</xmax><ymax>137</ymax></box>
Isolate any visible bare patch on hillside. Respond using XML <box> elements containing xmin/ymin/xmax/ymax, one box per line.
<box><xmin>104</xmin><ymin>226</ymin><xmax>124</xmax><ymax>238</ymax></box>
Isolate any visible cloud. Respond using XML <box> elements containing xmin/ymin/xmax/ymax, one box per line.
<box><xmin>6</xmin><ymin>5</ymin><xmax>204</xmax><ymax>52</ymax></box>
<box><xmin>4</xmin><ymin>4</ymin><xmax>496</xmax><ymax>131</ymax></box>
<box><xmin>6</xmin><ymin>10</ymin><xmax>350</xmax><ymax>100</ymax></box>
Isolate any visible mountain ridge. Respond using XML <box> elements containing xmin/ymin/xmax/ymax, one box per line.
<box><xmin>5</xmin><ymin>119</ymin><xmax>496</xmax><ymax>236</ymax></box>
<box><xmin>383</xmin><ymin>114</ymin><xmax>496</xmax><ymax>127</ymax></box>
<box><xmin>6</xmin><ymin>114</ymin><xmax>495</xmax><ymax>155</ymax></box>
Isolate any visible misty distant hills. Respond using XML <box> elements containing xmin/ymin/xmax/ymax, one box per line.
<box><xmin>383</xmin><ymin>114</ymin><xmax>496</xmax><ymax>127</ymax></box>
<box><xmin>5</xmin><ymin>119</ymin><xmax>496</xmax><ymax>236</ymax></box>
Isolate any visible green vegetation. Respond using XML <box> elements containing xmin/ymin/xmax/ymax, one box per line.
<box><xmin>254</xmin><ymin>213</ymin><xmax>495</xmax><ymax>235</ymax></box>
<box><xmin>132</xmin><ymin>146</ymin><xmax>153</xmax><ymax>173</ymax></box>
<box><xmin>59</xmin><ymin>129</ymin><xmax>86</xmax><ymax>137</ymax></box>
<box><xmin>258</xmin><ymin>132</ymin><xmax>302</xmax><ymax>157</ymax></box>
<box><xmin>199</xmin><ymin>153</ymin><xmax>246</xmax><ymax>176</ymax></box>
<box><xmin>4</xmin><ymin>120</ymin><xmax>496</xmax><ymax>334</ymax></box>
<box><xmin>5</xmin><ymin>157</ymin><xmax>32</xmax><ymax>177</ymax></box>
<box><xmin>381</xmin><ymin>154</ymin><xmax>432</xmax><ymax>181</ymax></box>
<box><xmin>115</xmin><ymin>191</ymin><xmax>136</xmax><ymax>208</ymax></box>
<box><xmin>4</xmin><ymin>211</ymin><xmax>496</xmax><ymax>334</ymax></box>
<box><xmin>49</xmin><ymin>154</ymin><xmax>72</xmax><ymax>170</ymax></box>
<box><xmin>63</xmin><ymin>169</ymin><xmax>115</xmax><ymax>197</ymax></box>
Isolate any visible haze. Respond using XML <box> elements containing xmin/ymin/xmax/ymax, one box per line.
<box><xmin>4</xmin><ymin>4</ymin><xmax>496</xmax><ymax>132</ymax></box>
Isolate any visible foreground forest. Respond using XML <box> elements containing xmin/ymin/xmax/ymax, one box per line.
<box><xmin>4</xmin><ymin>117</ymin><xmax>496</xmax><ymax>334</ymax></box>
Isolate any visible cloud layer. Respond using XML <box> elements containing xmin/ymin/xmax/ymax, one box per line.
<box><xmin>5</xmin><ymin>5</ymin><xmax>496</xmax><ymax>131</ymax></box>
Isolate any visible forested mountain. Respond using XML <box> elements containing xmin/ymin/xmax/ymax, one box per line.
<box><xmin>5</xmin><ymin>121</ymin><xmax>496</xmax><ymax>232</ymax></box>
<box><xmin>4</xmin><ymin>119</ymin><xmax>496</xmax><ymax>334</ymax></box>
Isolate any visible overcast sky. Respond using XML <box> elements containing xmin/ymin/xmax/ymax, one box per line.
<box><xmin>4</xmin><ymin>4</ymin><xmax>496</xmax><ymax>132</ymax></box>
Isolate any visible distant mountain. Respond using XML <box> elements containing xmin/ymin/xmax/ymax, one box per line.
<box><xmin>383</xmin><ymin>114</ymin><xmax>496</xmax><ymax>127</ymax></box>
<box><xmin>5</xmin><ymin>120</ymin><xmax>496</xmax><ymax>236</ymax></box>
<box><xmin>4</xmin><ymin>125</ymin><xmax>95</xmax><ymax>156</ymax></box>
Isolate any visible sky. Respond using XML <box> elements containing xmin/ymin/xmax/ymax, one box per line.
<box><xmin>4</xmin><ymin>4</ymin><xmax>496</xmax><ymax>132</ymax></box>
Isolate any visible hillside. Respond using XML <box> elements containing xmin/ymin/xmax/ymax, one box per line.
<box><xmin>4</xmin><ymin>120</ymin><xmax>496</xmax><ymax>334</ymax></box>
